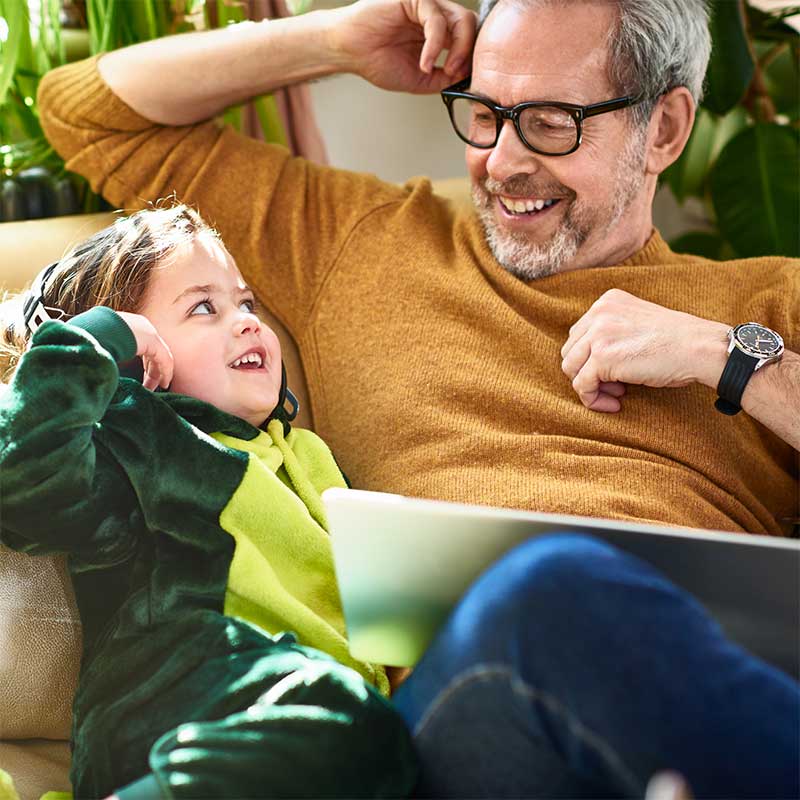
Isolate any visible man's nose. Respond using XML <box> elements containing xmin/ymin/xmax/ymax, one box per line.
<box><xmin>485</xmin><ymin>119</ymin><xmax>542</xmax><ymax>183</ymax></box>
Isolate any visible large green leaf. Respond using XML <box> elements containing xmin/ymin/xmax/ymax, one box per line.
<box><xmin>0</xmin><ymin>0</ymin><xmax>26</xmax><ymax>107</ymax></box>
<box><xmin>705</xmin><ymin>0</ymin><xmax>755</xmax><ymax>115</ymax></box>
<box><xmin>45</xmin><ymin>0</ymin><xmax>66</xmax><ymax>66</ymax></box>
<box><xmin>286</xmin><ymin>0</ymin><xmax>313</xmax><ymax>13</ymax></box>
<box><xmin>708</xmin><ymin>105</ymin><xmax>749</xmax><ymax>164</ymax></box>
<box><xmin>745</xmin><ymin>4</ymin><xmax>800</xmax><ymax>44</ymax></box>
<box><xmin>662</xmin><ymin>108</ymin><xmax>717</xmax><ymax>203</ymax></box>
<box><xmin>669</xmin><ymin>230</ymin><xmax>731</xmax><ymax>260</ymax></box>
<box><xmin>710</xmin><ymin>123</ymin><xmax>800</xmax><ymax>257</ymax></box>
<box><xmin>764</xmin><ymin>45</ymin><xmax>800</xmax><ymax>120</ymax></box>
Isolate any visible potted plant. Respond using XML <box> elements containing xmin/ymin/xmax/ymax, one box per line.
<box><xmin>0</xmin><ymin>0</ymin><xmax>294</xmax><ymax>221</ymax></box>
<box><xmin>664</xmin><ymin>0</ymin><xmax>799</xmax><ymax>258</ymax></box>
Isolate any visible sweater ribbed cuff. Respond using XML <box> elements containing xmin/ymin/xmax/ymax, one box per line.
<box><xmin>68</xmin><ymin>306</ymin><xmax>137</xmax><ymax>363</ymax></box>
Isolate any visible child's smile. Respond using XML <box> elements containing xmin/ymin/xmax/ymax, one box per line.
<box><xmin>229</xmin><ymin>347</ymin><xmax>266</xmax><ymax>370</ymax></box>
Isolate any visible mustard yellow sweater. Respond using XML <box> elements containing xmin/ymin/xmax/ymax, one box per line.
<box><xmin>39</xmin><ymin>57</ymin><xmax>799</xmax><ymax>536</ymax></box>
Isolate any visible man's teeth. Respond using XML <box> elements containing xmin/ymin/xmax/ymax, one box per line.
<box><xmin>230</xmin><ymin>352</ymin><xmax>263</xmax><ymax>368</ymax></box>
<box><xmin>499</xmin><ymin>197</ymin><xmax>557</xmax><ymax>214</ymax></box>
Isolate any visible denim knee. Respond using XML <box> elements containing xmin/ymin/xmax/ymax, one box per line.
<box><xmin>481</xmin><ymin>532</ymin><xmax>625</xmax><ymax>602</ymax></box>
<box><xmin>464</xmin><ymin>533</ymin><xmax>620</xmax><ymax>615</ymax></box>
<box><xmin>440</xmin><ymin>532</ymin><xmax>682</xmax><ymax>667</ymax></box>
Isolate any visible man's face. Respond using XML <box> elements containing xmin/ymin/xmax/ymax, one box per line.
<box><xmin>467</xmin><ymin>0</ymin><xmax>651</xmax><ymax>279</ymax></box>
<box><xmin>139</xmin><ymin>234</ymin><xmax>283</xmax><ymax>427</ymax></box>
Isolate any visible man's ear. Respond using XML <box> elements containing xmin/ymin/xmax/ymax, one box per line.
<box><xmin>644</xmin><ymin>87</ymin><xmax>696</xmax><ymax>176</ymax></box>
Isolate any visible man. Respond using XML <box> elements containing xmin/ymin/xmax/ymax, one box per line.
<box><xmin>38</xmin><ymin>0</ymin><xmax>799</xmax><ymax>796</ymax></box>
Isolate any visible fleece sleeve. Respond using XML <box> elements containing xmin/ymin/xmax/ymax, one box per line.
<box><xmin>0</xmin><ymin>307</ymin><xmax>138</xmax><ymax>560</ymax></box>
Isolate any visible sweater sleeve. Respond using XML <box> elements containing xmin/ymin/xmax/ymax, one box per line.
<box><xmin>0</xmin><ymin>307</ymin><xmax>138</xmax><ymax>560</ymax></box>
<box><xmin>37</xmin><ymin>57</ymin><xmax>408</xmax><ymax>339</ymax></box>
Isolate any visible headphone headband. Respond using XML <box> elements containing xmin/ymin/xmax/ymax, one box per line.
<box><xmin>22</xmin><ymin>261</ymin><xmax>61</xmax><ymax>336</ymax></box>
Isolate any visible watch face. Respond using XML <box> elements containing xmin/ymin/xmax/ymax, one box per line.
<box><xmin>734</xmin><ymin>323</ymin><xmax>784</xmax><ymax>357</ymax></box>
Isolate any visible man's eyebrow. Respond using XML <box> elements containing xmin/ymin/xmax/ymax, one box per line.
<box><xmin>172</xmin><ymin>283</ymin><xmax>254</xmax><ymax>304</ymax></box>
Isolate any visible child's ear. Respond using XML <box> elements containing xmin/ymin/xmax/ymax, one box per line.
<box><xmin>644</xmin><ymin>87</ymin><xmax>695</xmax><ymax>176</ymax></box>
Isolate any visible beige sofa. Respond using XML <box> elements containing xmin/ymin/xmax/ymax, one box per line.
<box><xmin>0</xmin><ymin>178</ymin><xmax>471</xmax><ymax>800</ymax></box>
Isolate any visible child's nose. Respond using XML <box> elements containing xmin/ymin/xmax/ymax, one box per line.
<box><xmin>234</xmin><ymin>311</ymin><xmax>261</xmax><ymax>336</ymax></box>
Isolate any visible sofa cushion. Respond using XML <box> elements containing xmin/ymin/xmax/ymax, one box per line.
<box><xmin>0</xmin><ymin>547</ymin><xmax>80</xmax><ymax>740</ymax></box>
<box><xmin>0</xmin><ymin>739</ymin><xmax>72</xmax><ymax>800</ymax></box>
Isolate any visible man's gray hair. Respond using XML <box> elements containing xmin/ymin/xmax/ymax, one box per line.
<box><xmin>477</xmin><ymin>0</ymin><xmax>711</xmax><ymax>126</ymax></box>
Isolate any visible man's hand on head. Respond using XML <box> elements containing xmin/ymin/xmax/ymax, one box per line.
<box><xmin>331</xmin><ymin>0</ymin><xmax>476</xmax><ymax>94</ymax></box>
<box><xmin>560</xmin><ymin>289</ymin><xmax>731</xmax><ymax>413</ymax></box>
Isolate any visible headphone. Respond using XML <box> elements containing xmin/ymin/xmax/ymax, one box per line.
<box><xmin>270</xmin><ymin>363</ymin><xmax>300</xmax><ymax>436</ymax></box>
<box><xmin>22</xmin><ymin>261</ymin><xmax>61</xmax><ymax>336</ymax></box>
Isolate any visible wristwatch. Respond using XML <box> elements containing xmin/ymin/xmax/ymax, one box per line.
<box><xmin>715</xmin><ymin>322</ymin><xmax>784</xmax><ymax>415</ymax></box>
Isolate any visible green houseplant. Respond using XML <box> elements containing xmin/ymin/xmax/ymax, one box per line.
<box><xmin>665</xmin><ymin>0</ymin><xmax>800</xmax><ymax>259</ymax></box>
<box><xmin>0</xmin><ymin>0</ymin><xmax>300</xmax><ymax>221</ymax></box>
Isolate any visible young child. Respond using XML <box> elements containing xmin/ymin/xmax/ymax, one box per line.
<box><xmin>0</xmin><ymin>205</ymin><xmax>416</xmax><ymax>800</ymax></box>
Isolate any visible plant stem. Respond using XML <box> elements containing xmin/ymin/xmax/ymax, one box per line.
<box><xmin>741</xmin><ymin>0</ymin><xmax>777</xmax><ymax>123</ymax></box>
<box><xmin>759</xmin><ymin>41</ymin><xmax>788</xmax><ymax>72</ymax></box>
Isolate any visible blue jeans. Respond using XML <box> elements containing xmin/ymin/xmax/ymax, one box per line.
<box><xmin>392</xmin><ymin>534</ymin><xmax>800</xmax><ymax>799</ymax></box>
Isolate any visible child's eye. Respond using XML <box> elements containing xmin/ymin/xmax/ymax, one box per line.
<box><xmin>190</xmin><ymin>299</ymin><xmax>214</xmax><ymax>315</ymax></box>
<box><xmin>240</xmin><ymin>299</ymin><xmax>255</xmax><ymax>313</ymax></box>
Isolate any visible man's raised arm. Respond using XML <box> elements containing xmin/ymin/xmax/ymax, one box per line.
<box><xmin>93</xmin><ymin>0</ymin><xmax>476</xmax><ymax>126</ymax></box>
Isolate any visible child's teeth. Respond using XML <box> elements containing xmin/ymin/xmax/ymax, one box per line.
<box><xmin>231</xmin><ymin>353</ymin><xmax>263</xmax><ymax>367</ymax></box>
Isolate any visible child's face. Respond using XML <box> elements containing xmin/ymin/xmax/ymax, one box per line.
<box><xmin>138</xmin><ymin>235</ymin><xmax>283</xmax><ymax>428</ymax></box>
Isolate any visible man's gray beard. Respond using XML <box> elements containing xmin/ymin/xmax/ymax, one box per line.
<box><xmin>473</xmin><ymin>130</ymin><xmax>648</xmax><ymax>281</ymax></box>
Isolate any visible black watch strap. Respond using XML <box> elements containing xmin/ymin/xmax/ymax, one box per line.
<box><xmin>715</xmin><ymin>346</ymin><xmax>758</xmax><ymax>415</ymax></box>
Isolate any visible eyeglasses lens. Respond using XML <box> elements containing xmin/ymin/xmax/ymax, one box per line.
<box><xmin>450</xmin><ymin>97</ymin><xmax>497</xmax><ymax>146</ymax></box>
<box><xmin>449</xmin><ymin>97</ymin><xmax>578</xmax><ymax>155</ymax></box>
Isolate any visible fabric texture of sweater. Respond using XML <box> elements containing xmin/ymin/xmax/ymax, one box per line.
<box><xmin>0</xmin><ymin>308</ymin><xmax>409</xmax><ymax>798</ymax></box>
<box><xmin>38</xmin><ymin>57</ymin><xmax>799</xmax><ymax>536</ymax></box>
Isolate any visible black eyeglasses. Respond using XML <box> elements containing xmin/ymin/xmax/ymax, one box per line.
<box><xmin>441</xmin><ymin>76</ymin><xmax>644</xmax><ymax>157</ymax></box>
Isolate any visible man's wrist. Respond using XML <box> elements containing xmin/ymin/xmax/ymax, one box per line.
<box><xmin>249</xmin><ymin>9</ymin><xmax>349</xmax><ymax>92</ymax></box>
<box><xmin>276</xmin><ymin>8</ymin><xmax>354</xmax><ymax>76</ymax></box>
<box><xmin>692</xmin><ymin>321</ymin><xmax>731</xmax><ymax>390</ymax></box>
<box><xmin>317</xmin><ymin>6</ymin><xmax>363</xmax><ymax>75</ymax></box>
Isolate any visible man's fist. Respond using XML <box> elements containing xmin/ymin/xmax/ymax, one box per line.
<box><xmin>331</xmin><ymin>0</ymin><xmax>477</xmax><ymax>94</ymax></box>
<box><xmin>560</xmin><ymin>289</ymin><xmax>730</xmax><ymax>412</ymax></box>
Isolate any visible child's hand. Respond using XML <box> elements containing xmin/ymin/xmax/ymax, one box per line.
<box><xmin>116</xmin><ymin>311</ymin><xmax>174</xmax><ymax>391</ymax></box>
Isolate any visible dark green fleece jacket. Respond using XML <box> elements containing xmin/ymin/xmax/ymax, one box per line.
<box><xmin>0</xmin><ymin>308</ymin><xmax>414</xmax><ymax>799</ymax></box>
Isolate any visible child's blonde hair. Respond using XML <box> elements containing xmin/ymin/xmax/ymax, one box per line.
<box><xmin>1</xmin><ymin>204</ymin><xmax>215</xmax><ymax>383</ymax></box>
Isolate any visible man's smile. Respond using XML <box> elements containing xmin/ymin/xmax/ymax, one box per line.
<box><xmin>497</xmin><ymin>196</ymin><xmax>559</xmax><ymax>214</ymax></box>
<box><xmin>495</xmin><ymin>194</ymin><xmax>564</xmax><ymax>226</ymax></box>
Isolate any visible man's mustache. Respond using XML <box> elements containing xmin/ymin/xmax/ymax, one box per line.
<box><xmin>481</xmin><ymin>176</ymin><xmax>574</xmax><ymax>201</ymax></box>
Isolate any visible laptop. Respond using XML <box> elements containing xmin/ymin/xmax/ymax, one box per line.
<box><xmin>323</xmin><ymin>488</ymin><xmax>800</xmax><ymax>679</ymax></box>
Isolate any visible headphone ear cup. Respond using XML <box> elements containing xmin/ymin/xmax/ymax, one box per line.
<box><xmin>283</xmin><ymin>387</ymin><xmax>299</xmax><ymax>421</ymax></box>
<box><xmin>269</xmin><ymin>363</ymin><xmax>300</xmax><ymax>435</ymax></box>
